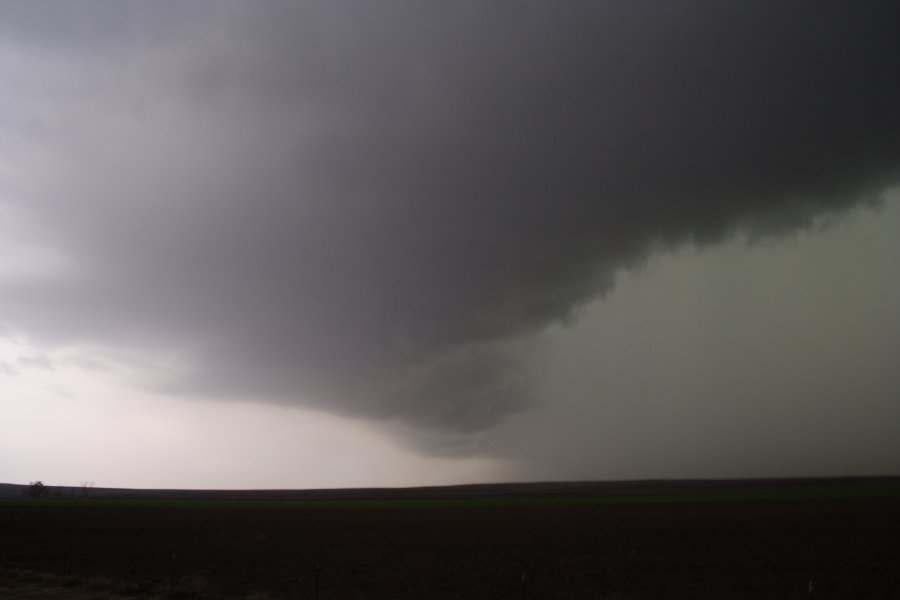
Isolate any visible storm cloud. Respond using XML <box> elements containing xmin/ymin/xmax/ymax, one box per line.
<box><xmin>2</xmin><ymin>2</ymin><xmax>899</xmax><ymax>444</ymax></box>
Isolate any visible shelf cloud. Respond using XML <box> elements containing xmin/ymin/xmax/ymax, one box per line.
<box><xmin>2</xmin><ymin>2</ymin><xmax>899</xmax><ymax>447</ymax></box>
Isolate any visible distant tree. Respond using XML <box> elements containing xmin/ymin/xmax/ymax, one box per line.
<box><xmin>26</xmin><ymin>481</ymin><xmax>48</xmax><ymax>498</ymax></box>
<box><xmin>80</xmin><ymin>481</ymin><xmax>95</xmax><ymax>498</ymax></box>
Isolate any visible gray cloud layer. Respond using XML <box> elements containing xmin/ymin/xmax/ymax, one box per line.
<box><xmin>2</xmin><ymin>2</ymin><xmax>899</xmax><ymax>440</ymax></box>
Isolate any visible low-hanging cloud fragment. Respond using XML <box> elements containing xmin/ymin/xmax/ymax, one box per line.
<box><xmin>1</xmin><ymin>1</ymin><xmax>899</xmax><ymax>443</ymax></box>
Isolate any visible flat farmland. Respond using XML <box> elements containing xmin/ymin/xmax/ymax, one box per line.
<box><xmin>1</xmin><ymin>479</ymin><xmax>899</xmax><ymax>599</ymax></box>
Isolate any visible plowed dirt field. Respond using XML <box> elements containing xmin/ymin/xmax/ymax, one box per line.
<box><xmin>2</xmin><ymin>484</ymin><xmax>899</xmax><ymax>599</ymax></box>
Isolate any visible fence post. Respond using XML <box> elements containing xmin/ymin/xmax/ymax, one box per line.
<box><xmin>169</xmin><ymin>553</ymin><xmax>177</xmax><ymax>595</ymax></box>
<box><xmin>315</xmin><ymin>561</ymin><xmax>321</xmax><ymax>600</ymax></box>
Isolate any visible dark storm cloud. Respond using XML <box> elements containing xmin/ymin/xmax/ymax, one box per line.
<box><xmin>2</xmin><ymin>2</ymin><xmax>899</xmax><ymax>440</ymax></box>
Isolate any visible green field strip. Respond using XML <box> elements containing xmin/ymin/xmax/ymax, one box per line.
<box><xmin>2</xmin><ymin>486</ymin><xmax>900</xmax><ymax>510</ymax></box>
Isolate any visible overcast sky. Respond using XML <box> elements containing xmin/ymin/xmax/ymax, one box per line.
<box><xmin>2</xmin><ymin>1</ymin><xmax>899</xmax><ymax>489</ymax></box>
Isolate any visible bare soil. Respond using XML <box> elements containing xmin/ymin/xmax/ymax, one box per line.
<box><xmin>2</xmin><ymin>480</ymin><xmax>899</xmax><ymax>599</ymax></box>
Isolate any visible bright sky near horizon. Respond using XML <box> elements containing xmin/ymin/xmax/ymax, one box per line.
<box><xmin>2</xmin><ymin>2</ymin><xmax>899</xmax><ymax>489</ymax></box>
